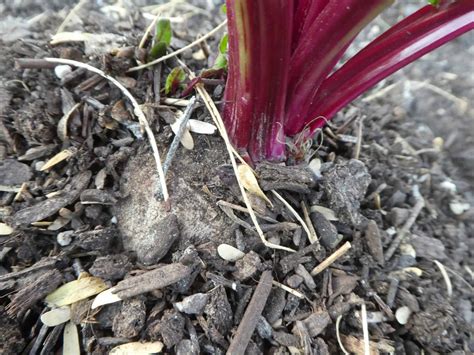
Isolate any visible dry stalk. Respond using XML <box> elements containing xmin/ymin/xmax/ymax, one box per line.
<box><xmin>310</xmin><ymin>241</ymin><xmax>351</xmax><ymax>276</ymax></box>
<box><xmin>272</xmin><ymin>190</ymin><xmax>317</xmax><ymax>245</ymax></box>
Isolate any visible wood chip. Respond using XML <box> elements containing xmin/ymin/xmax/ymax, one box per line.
<box><xmin>40</xmin><ymin>148</ymin><xmax>76</xmax><ymax>171</ymax></box>
<box><xmin>227</xmin><ymin>270</ymin><xmax>273</xmax><ymax>355</ymax></box>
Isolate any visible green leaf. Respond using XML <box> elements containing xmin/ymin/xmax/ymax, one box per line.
<box><xmin>427</xmin><ymin>0</ymin><xmax>440</xmax><ymax>5</ymax></box>
<box><xmin>213</xmin><ymin>53</ymin><xmax>228</xmax><ymax>70</ymax></box>
<box><xmin>149</xmin><ymin>42</ymin><xmax>168</xmax><ymax>60</ymax></box>
<box><xmin>219</xmin><ymin>34</ymin><xmax>228</xmax><ymax>54</ymax></box>
<box><xmin>220</xmin><ymin>4</ymin><xmax>227</xmax><ymax>14</ymax></box>
<box><xmin>165</xmin><ymin>67</ymin><xmax>186</xmax><ymax>95</ymax></box>
<box><xmin>156</xmin><ymin>19</ymin><xmax>172</xmax><ymax>46</ymax></box>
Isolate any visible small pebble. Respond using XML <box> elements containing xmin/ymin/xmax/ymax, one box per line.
<box><xmin>395</xmin><ymin>306</ymin><xmax>412</xmax><ymax>325</ymax></box>
<box><xmin>449</xmin><ymin>201</ymin><xmax>470</xmax><ymax>216</ymax></box>
<box><xmin>311</xmin><ymin>211</ymin><xmax>341</xmax><ymax>249</ymax></box>
<box><xmin>57</xmin><ymin>230</ymin><xmax>74</xmax><ymax>246</ymax></box>
<box><xmin>54</xmin><ymin>65</ymin><xmax>72</xmax><ymax>79</ymax></box>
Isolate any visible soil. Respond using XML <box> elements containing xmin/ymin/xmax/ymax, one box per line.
<box><xmin>0</xmin><ymin>1</ymin><xmax>473</xmax><ymax>354</ymax></box>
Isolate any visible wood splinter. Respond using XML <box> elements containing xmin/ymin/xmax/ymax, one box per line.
<box><xmin>310</xmin><ymin>241</ymin><xmax>351</xmax><ymax>276</ymax></box>
<box><xmin>227</xmin><ymin>270</ymin><xmax>273</xmax><ymax>355</ymax></box>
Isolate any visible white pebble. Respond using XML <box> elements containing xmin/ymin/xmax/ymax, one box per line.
<box><xmin>217</xmin><ymin>244</ymin><xmax>245</xmax><ymax>262</ymax></box>
<box><xmin>54</xmin><ymin>65</ymin><xmax>72</xmax><ymax>79</ymax></box>
<box><xmin>449</xmin><ymin>201</ymin><xmax>470</xmax><ymax>215</ymax></box>
<box><xmin>395</xmin><ymin>306</ymin><xmax>412</xmax><ymax>325</ymax></box>
<box><xmin>57</xmin><ymin>231</ymin><xmax>74</xmax><ymax>246</ymax></box>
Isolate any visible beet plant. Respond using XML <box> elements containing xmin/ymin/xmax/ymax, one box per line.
<box><xmin>222</xmin><ymin>0</ymin><xmax>474</xmax><ymax>162</ymax></box>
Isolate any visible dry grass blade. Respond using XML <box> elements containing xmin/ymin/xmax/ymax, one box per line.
<box><xmin>178</xmin><ymin>60</ymin><xmax>294</xmax><ymax>253</ymax></box>
<box><xmin>56</xmin><ymin>0</ymin><xmax>87</xmax><ymax>34</ymax></box>
<box><xmin>128</xmin><ymin>20</ymin><xmax>227</xmax><ymax>72</ymax></box>
<box><xmin>361</xmin><ymin>303</ymin><xmax>370</xmax><ymax>355</ymax></box>
<box><xmin>336</xmin><ymin>315</ymin><xmax>350</xmax><ymax>355</ymax></box>
<box><xmin>44</xmin><ymin>57</ymin><xmax>169</xmax><ymax>201</ymax></box>
<box><xmin>138</xmin><ymin>12</ymin><xmax>161</xmax><ymax>49</ymax></box>
<box><xmin>272</xmin><ymin>190</ymin><xmax>317</xmax><ymax>244</ymax></box>
<box><xmin>272</xmin><ymin>280</ymin><xmax>306</xmax><ymax>300</ymax></box>
<box><xmin>433</xmin><ymin>260</ymin><xmax>453</xmax><ymax>298</ymax></box>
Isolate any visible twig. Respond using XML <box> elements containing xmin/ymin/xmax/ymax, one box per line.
<box><xmin>128</xmin><ymin>20</ymin><xmax>227</xmax><ymax>72</ymax></box>
<box><xmin>15</xmin><ymin>58</ymin><xmax>57</xmax><ymax>69</ymax></box>
<box><xmin>216</xmin><ymin>200</ymin><xmax>278</xmax><ymax>223</ymax></box>
<box><xmin>301</xmin><ymin>201</ymin><xmax>319</xmax><ymax>245</ymax></box>
<box><xmin>43</xmin><ymin>58</ymin><xmax>169</xmax><ymax>202</ymax></box>
<box><xmin>227</xmin><ymin>271</ymin><xmax>273</xmax><ymax>355</ymax></box>
<box><xmin>433</xmin><ymin>260</ymin><xmax>453</xmax><ymax>298</ymax></box>
<box><xmin>56</xmin><ymin>0</ymin><xmax>87</xmax><ymax>34</ymax></box>
<box><xmin>384</xmin><ymin>197</ymin><xmax>424</xmax><ymax>260</ymax></box>
<box><xmin>272</xmin><ymin>190</ymin><xmax>317</xmax><ymax>245</ymax></box>
<box><xmin>361</xmin><ymin>303</ymin><xmax>370</xmax><ymax>355</ymax></box>
<box><xmin>178</xmin><ymin>59</ymin><xmax>294</xmax><ymax>253</ymax></box>
<box><xmin>310</xmin><ymin>242</ymin><xmax>351</xmax><ymax>276</ymax></box>
<box><xmin>272</xmin><ymin>280</ymin><xmax>306</xmax><ymax>300</ymax></box>
<box><xmin>162</xmin><ymin>96</ymin><xmax>197</xmax><ymax>175</ymax></box>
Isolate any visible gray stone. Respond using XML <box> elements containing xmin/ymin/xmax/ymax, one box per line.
<box><xmin>311</xmin><ymin>211</ymin><xmax>341</xmax><ymax>248</ymax></box>
<box><xmin>136</xmin><ymin>214</ymin><xmax>179</xmax><ymax>265</ymax></box>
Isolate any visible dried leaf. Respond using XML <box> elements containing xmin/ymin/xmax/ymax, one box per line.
<box><xmin>40</xmin><ymin>306</ymin><xmax>71</xmax><ymax>326</ymax></box>
<box><xmin>0</xmin><ymin>222</ymin><xmax>13</xmax><ymax>235</ymax></box>
<box><xmin>237</xmin><ymin>164</ymin><xmax>272</xmax><ymax>206</ymax></box>
<box><xmin>46</xmin><ymin>276</ymin><xmax>108</xmax><ymax>307</ymax></box>
<box><xmin>63</xmin><ymin>321</ymin><xmax>80</xmax><ymax>355</ymax></box>
<box><xmin>217</xmin><ymin>244</ymin><xmax>245</xmax><ymax>262</ymax></box>
<box><xmin>91</xmin><ymin>287</ymin><xmax>122</xmax><ymax>309</ymax></box>
<box><xmin>109</xmin><ymin>341</ymin><xmax>164</xmax><ymax>355</ymax></box>
<box><xmin>40</xmin><ymin>149</ymin><xmax>75</xmax><ymax>171</ymax></box>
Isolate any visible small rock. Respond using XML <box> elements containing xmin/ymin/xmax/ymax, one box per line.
<box><xmin>70</xmin><ymin>227</ymin><xmax>116</xmax><ymax>253</ymax></box>
<box><xmin>398</xmin><ymin>244</ymin><xmax>417</xmax><ymax>267</ymax></box>
<box><xmin>387</xmin><ymin>208</ymin><xmax>410</xmax><ymax>227</ymax></box>
<box><xmin>233</xmin><ymin>251</ymin><xmax>261</xmax><ymax>281</ymax></box>
<box><xmin>57</xmin><ymin>230</ymin><xmax>74</xmax><ymax>246</ymax></box>
<box><xmin>0</xmin><ymin>159</ymin><xmax>32</xmax><ymax>185</ymax></box>
<box><xmin>174</xmin><ymin>293</ymin><xmax>208</xmax><ymax>315</ymax></box>
<box><xmin>295</xmin><ymin>264</ymin><xmax>316</xmax><ymax>290</ymax></box>
<box><xmin>112</xmin><ymin>297</ymin><xmax>146</xmax><ymax>338</ymax></box>
<box><xmin>365</xmin><ymin>220</ymin><xmax>384</xmax><ymax>265</ymax></box>
<box><xmin>137</xmin><ymin>214</ymin><xmax>179</xmax><ymax>265</ymax></box>
<box><xmin>395</xmin><ymin>306</ymin><xmax>412</xmax><ymax>325</ymax></box>
<box><xmin>89</xmin><ymin>254</ymin><xmax>132</xmax><ymax>281</ymax></box>
<box><xmin>311</xmin><ymin>211</ymin><xmax>341</xmax><ymax>248</ymax></box>
<box><xmin>449</xmin><ymin>201</ymin><xmax>470</xmax><ymax>216</ymax></box>
<box><xmin>322</xmin><ymin>159</ymin><xmax>371</xmax><ymax>225</ymax></box>
<box><xmin>286</xmin><ymin>274</ymin><xmax>303</xmax><ymax>289</ymax></box>
<box><xmin>300</xmin><ymin>310</ymin><xmax>331</xmax><ymax>337</ymax></box>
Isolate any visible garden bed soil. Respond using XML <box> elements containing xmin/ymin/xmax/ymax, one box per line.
<box><xmin>0</xmin><ymin>1</ymin><xmax>472</xmax><ymax>354</ymax></box>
